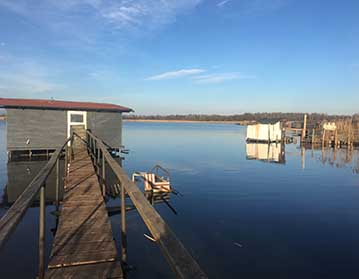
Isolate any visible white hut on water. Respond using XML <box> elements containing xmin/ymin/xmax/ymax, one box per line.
<box><xmin>246</xmin><ymin>121</ymin><xmax>283</xmax><ymax>143</ymax></box>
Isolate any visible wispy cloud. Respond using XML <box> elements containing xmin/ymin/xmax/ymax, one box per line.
<box><xmin>193</xmin><ymin>72</ymin><xmax>255</xmax><ymax>84</ymax></box>
<box><xmin>217</xmin><ymin>0</ymin><xmax>231</xmax><ymax>8</ymax></box>
<box><xmin>146</xmin><ymin>69</ymin><xmax>206</xmax><ymax>81</ymax></box>
<box><xmin>146</xmin><ymin>69</ymin><xmax>255</xmax><ymax>84</ymax></box>
<box><xmin>0</xmin><ymin>0</ymin><xmax>203</xmax><ymax>32</ymax></box>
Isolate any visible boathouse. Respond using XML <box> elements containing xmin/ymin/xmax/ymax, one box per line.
<box><xmin>0</xmin><ymin>98</ymin><xmax>132</xmax><ymax>155</ymax></box>
<box><xmin>246</xmin><ymin>121</ymin><xmax>283</xmax><ymax>143</ymax></box>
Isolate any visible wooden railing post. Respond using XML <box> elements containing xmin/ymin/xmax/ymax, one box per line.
<box><xmin>38</xmin><ymin>182</ymin><xmax>46</xmax><ymax>279</ymax></box>
<box><xmin>97</xmin><ymin>145</ymin><xmax>100</xmax><ymax>176</ymax></box>
<box><xmin>87</xmin><ymin>132</ymin><xmax>90</xmax><ymax>152</ymax></box>
<box><xmin>55</xmin><ymin>158</ymin><xmax>60</xmax><ymax>207</ymax></box>
<box><xmin>93</xmin><ymin>139</ymin><xmax>97</xmax><ymax>162</ymax></box>
<box><xmin>121</xmin><ymin>183</ymin><xmax>127</xmax><ymax>263</ymax></box>
<box><xmin>102</xmin><ymin>153</ymin><xmax>106</xmax><ymax>196</ymax></box>
<box><xmin>69</xmin><ymin>136</ymin><xmax>73</xmax><ymax>163</ymax></box>
<box><xmin>90</xmin><ymin>136</ymin><xmax>94</xmax><ymax>157</ymax></box>
<box><xmin>65</xmin><ymin>144</ymin><xmax>68</xmax><ymax>177</ymax></box>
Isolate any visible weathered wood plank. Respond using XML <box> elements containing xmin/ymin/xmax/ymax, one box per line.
<box><xmin>51</xmin><ymin>241</ymin><xmax>116</xmax><ymax>256</ymax></box>
<box><xmin>46</xmin><ymin>141</ymin><xmax>122</xmax><ymax>278</ymax></box>
<box><xmin>48</xmin><ymin>250</ymin><xmax>117</xmax><ymax>268</ymax></box>
<box><xmin>45</xmin><ymin>261</ymin><xmax>123</xmax><ymax>279</ymax></box>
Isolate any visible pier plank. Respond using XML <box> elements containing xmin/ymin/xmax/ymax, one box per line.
<box><xmin>45</xmin><ymin>142</ymin><xmax>122</xmax><ymax>278</ymax></box>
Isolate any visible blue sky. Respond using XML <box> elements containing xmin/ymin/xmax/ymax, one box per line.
<box><xmin>0</xmin><ymin>0</ymin><xmax>358</xmax><ymax>114</ymax></box>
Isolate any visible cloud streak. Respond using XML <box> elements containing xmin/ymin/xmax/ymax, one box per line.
<box><xmin>146</xmin><ymin>69</ymin><xmax>255</xmax><ymax>84</ymax></box>
<box><xmin>193</xmin><ymin>72</ymin><xmax>255</xmax><ymax>84</ymax></box>
<box><xmin>146</xmin><ymin>69</ymin><xmax>206</xmax><ymax>80</ymax></box>
<box><xmin>217</xmin><ymin>0</ymin><xmax>231</xmax><ymax>8</ymax></box>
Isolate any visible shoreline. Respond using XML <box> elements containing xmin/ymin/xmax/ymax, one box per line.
<box><xmin>123</xmin><ymin>119</ymin><xmax>242</xmax><ymax>124</ymax></box>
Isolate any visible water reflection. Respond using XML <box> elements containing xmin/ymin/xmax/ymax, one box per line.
<box><xmin>144</xmin><ymin>191</ymin><xmax>177</xmax><ymax>215</ymax></box>
<box><xmin>317</xmin><ymin>147</ymin><xmax>359</xmax><ymax>173</ymax></box>
<box><xmin>0</xmin><ymin>158</ymin><xmax>65</xmax><ymax>207</ymax></box>
<box><xmin>246</xmin><ymin>143</ymin><xmax>286</xmax><ymax>164</ymax></box>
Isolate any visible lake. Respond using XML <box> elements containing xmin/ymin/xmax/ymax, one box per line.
<box><xmin>1</xmin><ymin>121</ymin><xmax>359</xmax><ymax>278</ymax></box>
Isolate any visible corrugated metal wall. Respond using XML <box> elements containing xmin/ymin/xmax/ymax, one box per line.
<box><xmin>87</xmin><ymin>111</ymin><xmax>122</xmax><ymax>148</ymax></box>
<box><xmin>7</xmin><ymin>109</ymin><xmax>67</xmax><ymax>150</ymax></box>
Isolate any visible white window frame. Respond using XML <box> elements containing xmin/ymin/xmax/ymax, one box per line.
<box><xmin>67</xmin><ymin>111</ymin><xmax>87</xmax><ymax>140</ymax></box>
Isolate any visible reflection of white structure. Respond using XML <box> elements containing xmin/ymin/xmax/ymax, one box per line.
<box><xmin>246</xmin><ymin>143</ymin><xmax>285</xmax><ymax>163</ymax></box>
<box><xmin>246</xmin><ymin>121</ymin><xmax>283</xmax><ymax>143</ymax></box>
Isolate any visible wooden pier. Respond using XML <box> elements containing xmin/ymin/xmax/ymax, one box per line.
<box><xmin>0</xmin><ymin>131</ymin><xmax>207</xmax><ymax>279</ymax></box>
<box><xmin>45</xmin><ymin>143</ymin><xmax>123</xmax><ymax>278</ymax></box>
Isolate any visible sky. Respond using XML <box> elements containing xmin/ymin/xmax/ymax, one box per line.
<box><xmin>0</xmin><ymin>0</ymin><xmax>358</xmax><ymax>115</ymax></box>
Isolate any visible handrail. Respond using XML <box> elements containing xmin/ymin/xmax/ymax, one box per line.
<box><xmin>0</xmin><ymin>135</ymin><xmax>73</xmax><ymax>249</ymax></box>
<box><xmin>87</xmin><ymin>130</ymin><xmax>207</xmax><ymax>279</ymax></box>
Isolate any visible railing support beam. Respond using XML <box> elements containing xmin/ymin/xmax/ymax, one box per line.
<box><xmin>38</xmin><ymin>183</ymin><xmax>46</xmax><ymax>279</ymax></box>
<box><xmin>55</xmin><ymin>159</ymin><xmax>60</xmax><ymax>207</ymax></box>
<box><xmin>121</xmin><ymin>183</ymin><xmax>127</xmax><ymax>263</ymax></box>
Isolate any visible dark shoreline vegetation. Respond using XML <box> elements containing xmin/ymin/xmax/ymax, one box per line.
<box><xmin>124</xmin><ymin>113</ymin><xmax>359</xmax><ymax>123</ymax></box>
<box><xmin>1</xmin><ymin>113</ymin><xmax>358</xmax><ymax>123</ymax></box>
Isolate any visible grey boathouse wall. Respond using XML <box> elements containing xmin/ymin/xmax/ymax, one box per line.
<box><xmin>6</xmin><ymin>108</ymin><xmax>122</xmax><ymax>151</ymax></box>
<box><xmin>87</xmin><ymin>111</ymin><xmax>122</xmax><ymax>148</ymax></box>
<box><xmin>7</xmin><ymin>109</ymin><xmax>67</xmax><ymax>150</ymax></box>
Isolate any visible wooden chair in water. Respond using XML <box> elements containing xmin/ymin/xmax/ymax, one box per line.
<box><xmin>132</xmin><ymin>165</ymin><xmax>172</xmax><ymax>192</ymax></box>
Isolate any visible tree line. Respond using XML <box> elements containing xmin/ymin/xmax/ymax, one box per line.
<box><xmin>124</xmin><ymin>113</ymin><xmax>359</xmax><ymax>123</ymax></box>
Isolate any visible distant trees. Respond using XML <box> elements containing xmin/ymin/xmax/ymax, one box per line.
<box><xmin>123</xmin><ymin>113</ymin><xmax>355</xmax><ymax>123</ymax></box>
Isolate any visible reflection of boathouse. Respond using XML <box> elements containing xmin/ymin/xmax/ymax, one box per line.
<box><xmin>246</xmin><ymin>143</ymin><xmax>286</xmax><ymax>164</ymax></box>
<box><xmin>1</xmin><ymin>159</ymin><xmax>65</xmax><ymax>206</ymax></box>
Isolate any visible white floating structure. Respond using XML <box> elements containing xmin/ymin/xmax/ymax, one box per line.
<box><xmin>246</xmin><ymin>121</ymin><xmax>283</xmax><ymax>143</ymax></box>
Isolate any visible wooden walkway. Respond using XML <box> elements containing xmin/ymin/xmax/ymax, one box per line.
<box><xmin>45</xmin><ymin>143</ymin><xmax>123</xmax><ymax>278</ymax></box>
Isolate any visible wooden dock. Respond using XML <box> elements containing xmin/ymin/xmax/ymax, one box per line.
<box><xmin>45</xmin><ymin>143</ymin><xmax>123</xmax><ymax>278</ymax></box>
<box><xmin>0</xmin><ymin>131</ymin><xmax>207</xmax><ymax>279</ymax></box>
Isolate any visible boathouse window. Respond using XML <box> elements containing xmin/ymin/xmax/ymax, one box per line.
<box><xmin>70</xmin><ymin>114</ymin><xmax>84</xmax><ymax>123</ymax></box>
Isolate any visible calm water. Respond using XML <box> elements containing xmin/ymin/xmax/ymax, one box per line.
<box><xmin>1</xmin><ymin>121</ymin><xmax>359</xmax><ymax>278</ymax></box>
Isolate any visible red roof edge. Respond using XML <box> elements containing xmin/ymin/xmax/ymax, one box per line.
<box><xmin>0</xmin><ymin>98</ymin><xmax>133</xmax><ymax>113</ymax></box>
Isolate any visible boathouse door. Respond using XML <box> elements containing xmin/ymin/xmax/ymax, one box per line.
<box><xmin>67</xmin><ymin>111</ymin><xmax>87</xmax><ymax>146</ymax></box>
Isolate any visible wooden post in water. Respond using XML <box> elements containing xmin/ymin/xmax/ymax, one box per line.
<box><xmin>121</xmin><ymin>183</ymin><xmax>127</xmax><ymax>263</ymax></box>
<box><xmin>38</xmin><ymin>183</ymin><xmax>46</xmax><ymax>279</ymax></box>
<box><xmin>322</xmin><ymin>129</ymin><xmax>326</xmax><ymax>148</ymax></box>
<box><xmin>301</xmin><ymin>114</ymin><xmax>307</xmax><ymax>143</ymax></box>
<box><xmin>312</xmin><ymin>128</ymin><xmax>315</xmax><ymax>146</ymax></box>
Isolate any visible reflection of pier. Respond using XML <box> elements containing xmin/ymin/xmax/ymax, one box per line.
<box><xmin>300</xmin><ymin>145</ymin><xmax>359</xmax><ymax>173</ymax></box>
<box><xmin>246</xmin><ymin>143</ymin><xmax>286</xmax><ymax>164</ymax></box>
